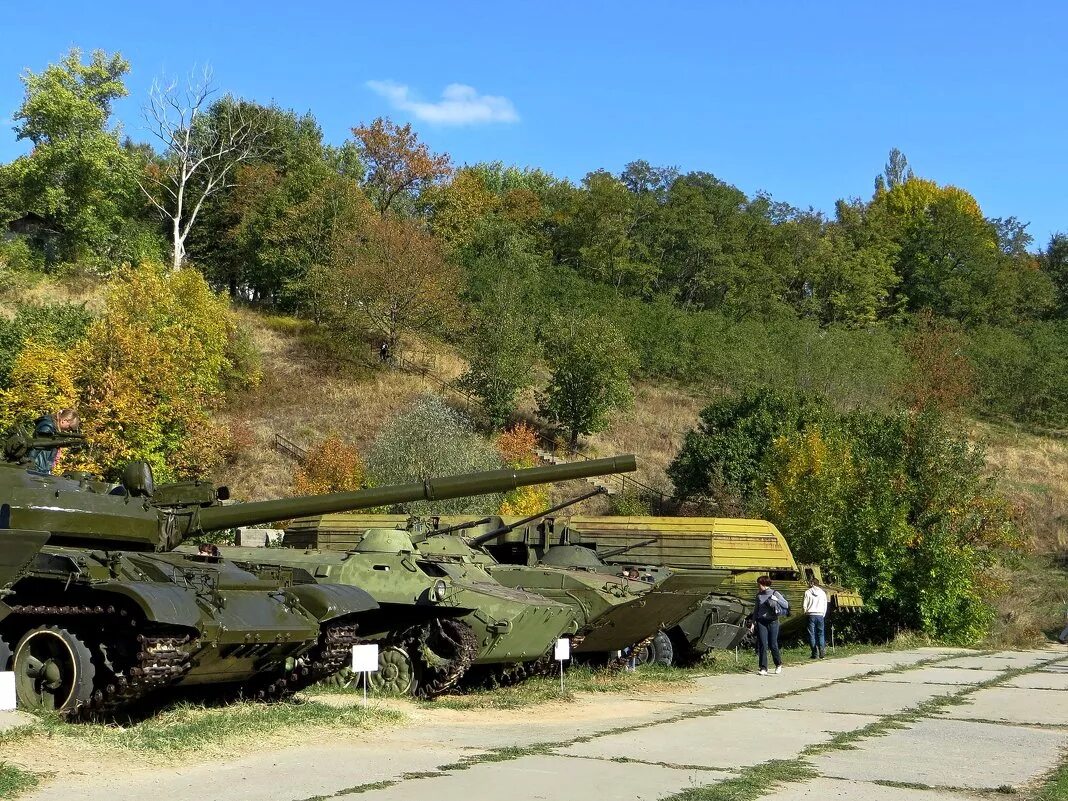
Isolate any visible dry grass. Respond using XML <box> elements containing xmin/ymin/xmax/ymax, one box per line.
<box><xmin>211</xmin><ymin>310</ymin><xmax>469</xmax><ymax>501</ymax></box>
<box><xmin>972</xmin><ymin>420</ymin><xmax>1068</xmax><ymax>553</ymax></box>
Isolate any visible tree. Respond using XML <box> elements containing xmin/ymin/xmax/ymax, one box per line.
<box><xmin>351</xmin><ymin>117</ymin><xmax>451</xmax><ymax>216</ymax></box>
<box><xmin>365</xmin><ymin>395</ymin><xmax>504</xmax><ymax>515</ymax></box>
<box><xmin>293</xmin><ymin>437</ymin><xmax>365</xmax><ymax>494</ymax></box>
<box><xmin>538</xmin><ymin>317</ymin><xmax>635</xmax><ymax>448</ymax></box>
<box><xmin>874</xmin><ymin>147</ymin><xmax>914</xmax><ymax>193</ymax></box>
<box><xmin>140</xmin><ymin>71</ymin><xmax>274</xmax><ymax>270</ymax></box>
<box><xmin>458</xmin><ymin>280</ymin><xmax>540</xmax><ymax>429</ymax></box>
<box><xmin>310</xmin><ymin>215</ymin><xmax>461</xmax><ymax>352</ymax></box>
<box><xmin>2</xmin><ymin>48</ymin><xmax>145</xmax><ymax>263</ymax></box>
<box><xmin>1045</xmin><ymin>233</ymin><xmax>1068</xmax><ymax>315</ymax></box>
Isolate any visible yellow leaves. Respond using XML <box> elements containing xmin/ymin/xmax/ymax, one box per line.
<box><xmin>0</xmin><ymin>339</ymin><xmax>78</xmax><ymax>430</ymax></box>
<box><xmin>500</xmin><ymin>484</ymin><xmax>550</xmax><ymax>517</ymax></box>
<box><xmin>293</xmin><ymin>437</ymin><xmax>366</xmax><ymax>495</ymax></box>
<box><xmin>876</xmin><ymin>178</ymin><xmax>982</xmax><ymax>219</ymax></box>
<box><xmin>0</xmin><ymin>263</ymin><xmax>244</xmax><ymax>481</ymax></box>
<box><xmin>427</xmin><ymin>169</ymin><xmax>499</xmax><ymax>251</ymax></box>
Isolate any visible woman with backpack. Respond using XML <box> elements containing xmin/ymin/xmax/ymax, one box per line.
<box><xmin>749</xmin><ymin>576</ymin><xmax>790</xmax><ymax>676</ymax></box>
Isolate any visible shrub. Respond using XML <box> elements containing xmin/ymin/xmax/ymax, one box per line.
<box><xmin>365</xmin><ymin>395</ymin><xmax>504</xmax><ymax>515</ymax></box>
<box><xmin>294</xmin><ymin>436</ymin><xmax>366</xmax><ymax>495</ymax></box>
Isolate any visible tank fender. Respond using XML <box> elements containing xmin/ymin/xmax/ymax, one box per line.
<box><xmin>98</xmin><ymin>581</ymin><xmax>203</xmax><ymax>628</ymax></box>
<box><xmin>287</xmin><ymin>583</ymin><xmax>378</xmax><ymax>622</ymax></box>
<box><xmin>0</xmin><ymin>529</ymin><xmax>50</xmax><ymax>591</ymax></box>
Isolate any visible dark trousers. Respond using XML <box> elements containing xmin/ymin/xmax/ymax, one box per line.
<box><xmin>755</xmin><ymin>619</ymin><xmax>781</xmax><ymax>670</ymax></box>
<box><xmin>807</xmin><ymin>615</ymin><xmax>826</xmax><ymax>655</ymax></box>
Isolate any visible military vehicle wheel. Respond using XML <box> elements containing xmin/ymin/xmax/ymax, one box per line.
<box><xmin>369</xmin><ymin>645</ymin><xmax>418</xmax><ymax>695</ymax></box>
<box><xmin>635</xmin><ymin>631</ymin><xmax>675</xmax><ymax>667</ymax></box>
<box><xmin>13</xmin><ymin>626</ymin><xmax>96</xmax><ymax>712</ymax></box>
<box><xmin>0</xmin><ymin>635</ymin><xmax>12</xmax><ymax>671</ymax></box>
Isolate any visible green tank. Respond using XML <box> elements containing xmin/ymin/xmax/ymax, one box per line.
<box><xmin>0</xmin><ymin>426</ymin><xmax>634</xmax><ymax>715</ymax></box>
<box><xmin>183</xmin><ymin>457</ymin><xmax>640</xmax><ymax>696</ymax></box>
<box><xmin>204</xmin><ymin>531</ymin><xmax>577</xmax><ymax>697</ymax></box>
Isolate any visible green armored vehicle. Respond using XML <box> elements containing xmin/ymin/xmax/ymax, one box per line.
<box><xmin>0</xmin><ymin>427</ymin><xmax>630</xmax><ymax>714</ymax></box>
<box><xmin>197</xmin><ymin>457</ymin><xmax>639</xmax><ymax>695</ymax></box>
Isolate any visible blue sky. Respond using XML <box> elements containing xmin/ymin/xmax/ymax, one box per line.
<box><xmin>2</xmin><ymin>1</ymin><xmax>1065</xmax><ymax>246</ymax></box>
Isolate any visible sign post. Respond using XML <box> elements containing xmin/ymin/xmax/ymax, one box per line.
<box><xmin>351</xmin><ymin>644</ymin><xmax>379</xmax><ymax>705</ymax></box>
<box><xmin>554</xmin><ymin>638</ymin><xmax>570</xmax><ymax>693</ymax></box>
<box><xmin>0</xmin><ymin>672</ymin><xmax>14</xmax><ymax>711</ymax></box>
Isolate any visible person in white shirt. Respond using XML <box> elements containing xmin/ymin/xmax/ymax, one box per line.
<box><xmin>803</xmin><ymin>577</ymin><xmax>829</xmax><ymax>659</ymax></box>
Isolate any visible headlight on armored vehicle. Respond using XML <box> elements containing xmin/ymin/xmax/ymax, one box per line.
<box><xmin>432</xmin><ymin>579</ymin><xmax>447</xmax><ymax>601</ymax></box>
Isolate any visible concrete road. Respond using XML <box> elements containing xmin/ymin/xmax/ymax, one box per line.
<box><xmin>16</xmin><ymin>646</ymin><xmax>1068</xmax><ymax>801</ymax></box>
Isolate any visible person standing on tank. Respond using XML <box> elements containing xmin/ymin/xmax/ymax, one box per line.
<box><xmin>27</xmin><ymin>408</ymin><xmax>80</xmax><ymax>473</ymax></box>
<box><xmin>749</xmin><ymin>575</ymin><xmax>789</xmax><ymax>676</ymax></box>
<box><xmin>803</xmin><ymin>576</ymin><xmax>829</xmax><ymax>659</ymax></box>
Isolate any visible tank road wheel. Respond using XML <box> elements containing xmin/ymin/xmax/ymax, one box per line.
<box><xmin>369</xmin><ymin>645</ymin><xmax>418</xmax><ymax>696</ymax></box>
<box><xmin>0</xmin><ymin>635</ymin><xmax>12</xmax><ymax>671</ymax></box>
<box><xmin>635</xmin><ymin>631</ymin><xmax>676</xmax><ymax>667</ymax></box>
<box><xmin>13</xmin><ymin>626</ymin><xmax>96</xmax><ymax>712</ymax></box>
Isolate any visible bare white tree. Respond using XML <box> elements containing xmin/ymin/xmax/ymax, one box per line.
<box><xmin>139</xmin><ymin>67</ymin><xmax>271</xmax><ymax>271</ymax></box>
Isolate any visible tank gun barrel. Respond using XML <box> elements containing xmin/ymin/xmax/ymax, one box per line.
<box><xmin>193</xmin><ymin>455</ymin><xmax>637</xmax><ymax>534</ymax></box>
<box><xmin>468</xmin><ymin>486</ymin><xmax>607</xmax><ymax>547</ymax></box>
<box><xmin>4</xmin><ymin>431</ymin><xmax>86</xmax><ymax>463</ymax></box>
<box><xmin>599</xmin><ymin>538</ymin><xmax>657</xmax><ymax>559</ymax></box>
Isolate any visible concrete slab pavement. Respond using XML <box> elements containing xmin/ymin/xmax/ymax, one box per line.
<box><xmin>761</xmin><ymin>777</ymin><xmax>978</xmax><ymax>801</ymax></box>
<box><xmin>560</xmin><ymin>707</ymin><xmax>879</xmax><ymax>770</ymax></box>
<box><xmin>1005</xmin><ymin>671</ymin><xmax>1068</xmax><ymax>690</ymax></box>
<box><xmin>865</xmin><ymin>666</ymin><xmax>1001</xmax><ymax>686</ymax></box>
<box><xmin>939</xmin><ymin>685</ymin><xmax>1068</xmax><ymax>726</ymax></box>
<box><xmin>20</xmin><ymin>742</ymin><xmax>473</xmax><ymax>801</ymax></box>
<box><xmin>810</xmin><ymin>717</ymin><xmax>1068</xmax><ymax>790</ymax></box>
<box><xmin>359</xmin><ymin>755</ymin><xmax>730</xmax><ymax>801</ymax></box>
<box><xmin>763</xmin><ymin>677</ymin><xmax>966</xmax><ymax>716</ymax></box>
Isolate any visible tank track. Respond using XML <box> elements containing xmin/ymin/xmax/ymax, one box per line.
<box><xmin>469</xmin><ymin>648</ymin><xmax>556</xmax><ymax>690</ymax></box>
<box><xmin>7</xmin><ymin>603</ymin><xmax>195</xmax><ymax>721</ymax></box>
<box><xmin>410</xmin><ymin>619</ymin><xmax>479</xmax><ymax>698</ymax></box>
<box><xmin>245</xmin><ymin>621</ymin><xmax>360</xmax><ymax>702</ymax></box>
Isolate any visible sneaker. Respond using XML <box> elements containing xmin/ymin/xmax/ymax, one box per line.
<box><xmin>775</xmin><ymin>665</ymin><xmax>782</xmax><ymax>674</ymax></box>
<box><xmin>758</xmin><ymin>669</ymin><xmax>768</xmax><ymax>676</ymax></box>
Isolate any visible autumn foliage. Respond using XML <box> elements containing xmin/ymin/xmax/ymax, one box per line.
<box><xmin>293</xmin><ymin>436</ymin><xmax>366</xmax><ymax>495</ymax></box>
<box><xmin>496</xmin><ymin>422</ymin><xmax>550</xmax><ymax>516</ymax></box>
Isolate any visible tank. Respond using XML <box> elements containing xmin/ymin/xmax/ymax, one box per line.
<box><xmin>203</xmin><ymin>531</ymin><xmax>578</xmax><ymax>698</ymax></box>
<box><xmin>0</xmin><ymin>429</ymin><xmax>635</xmax><ymax>715</ymax></box>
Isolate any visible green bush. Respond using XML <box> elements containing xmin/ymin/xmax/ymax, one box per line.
<box><xmin>365</xmin><ymin>394</ymin><xmax>505</xmax><ymax>515</ymax></box>
<box><xmin>0</xmin><ymin>300</ymin><xmax>93</xmax><ymax>384</ymax></box>
<box><xmin>670</xmin><ymin>392</ymin><xmax>1018</xmax><ymax>643</ymax></box>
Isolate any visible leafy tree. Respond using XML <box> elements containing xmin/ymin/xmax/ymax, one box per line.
<box><xmin>365</xmin><ymin>395</ymin><xmax>504</xmax><ymax>515</ymax></box>
<box><xmin>2</xmin><ymin>48</ymin><xmax>147</xmax><ymax>263</ymax></box>
<box><xmin>671</xmin><ymin>391</ymin><xmax>1018</xmax><ymax>642</ymax></box>
<box><xmin>458</xmin><ymin>294</ymin><xmax>539</xmax><ymax>429</ymax></box>
<box><xmin>874</xmin><ymin>147</ymin><xmax>914</xmax><ymax>193</ymax></box>
<box><xmin>424</xmin><ymin>168</ymin><xmax>499</xmax><ymax>251</ymax></box>
<box><xmin>308</xmin><ymin>215</ymin><xmax>461</xmax><ymax>352</ymax></box>
<box><xmin>351</xmin><ymin>117</ymin><xmax>451</xmax><ymax>216</ymax></box>
<box><xmin>898</xmin><ymin>309</ymin><xmax>974</xmax><ymax>413</ymax></box>
<box><xmin>667</xmin><ymin>389</ymin><xmax>823</xmax><ymax>509</ymax></box>
<box><xmin>495</xmin><ymin>423</ymin><xmax>550</xmax><ymax>515</ymax></box>
<box><xmin>1045</xmin><ymin>233</ymin><xmax>1068</xmax><ymax>315</ymax></box>
<box><xmin>537</xmin><ymin>317</ymin><xmax>635</xmax><ymax>448</ymax></box>
<box><xmin>141</xmin><ymin>78</ymin><xmax>276</xmax><ymax>270</ymax></box>
<box><xmin>0</xmin><ymin>302</ymin><xmax>93</xmax><ymax>385</ymax></box>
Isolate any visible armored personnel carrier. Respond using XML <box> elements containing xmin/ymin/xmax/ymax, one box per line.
<box><xmin>188</xmin><ymin>457</ymin><xmax>639</xmax><ymax>696</ymax></box>
<box><xmin>0</xmin><ymin>425</ymin><xmax>633</xmax><ymax>714</ymax></box>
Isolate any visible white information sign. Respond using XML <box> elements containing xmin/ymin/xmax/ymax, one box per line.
<box><xmin>351</xmin><ymin>643</ymin><xmax>380</xmax><ymax>672</ymax></box>
<box><xmin>0</xmin><ymin>672</ymin><xmax>15</xmax><ymax>711</ymax></box>
<box><xmin>553</xmin><ymin>637</ymin><xmax>571</xmax><ymax>661</ymax></box>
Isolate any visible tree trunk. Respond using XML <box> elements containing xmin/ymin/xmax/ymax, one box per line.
<box><xmin>171</xmin><ymin>218</ymin><xmax>184</xmax><ymax>271</ymax></box>
<box><xmin>568</xmin><ymin>428</ymin><xmax>580</xmax><ymax>451</ymax></box>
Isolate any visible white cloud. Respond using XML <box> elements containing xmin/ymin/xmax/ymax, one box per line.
<box><xmin>366</xmin><ymin>80</ymin><xmax>519</xmax><ymax>126</ymax></box>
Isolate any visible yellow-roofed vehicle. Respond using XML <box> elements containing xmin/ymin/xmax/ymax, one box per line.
<box><xmin>560</xmin><ymin>516</ymin><xmax>864</xmax><ymax>657</ymax></box>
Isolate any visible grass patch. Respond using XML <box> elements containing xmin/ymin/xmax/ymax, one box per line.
<box><xmin>0</xmin><ymin>700</ymin><xmax>404</xmax><ymax>756</ymax></box>
<box><xmin>663</xmin><ymin>759</ymin><xmax>817</xmax><ymax>801</ymax></box>
<box><xmin>0</xmin><ymin>763</ymin><xmax>38</xmax><ymax>800</ymax></box>
<box><xmin>427</xmin><ymin>663</ymin><xmax>698</xmax><ymax>710</ymax></box>
<box><xmin>1035</xmin><ymin>756</ymin><xmax>1068</xmax><ymax>800</ymax></box>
